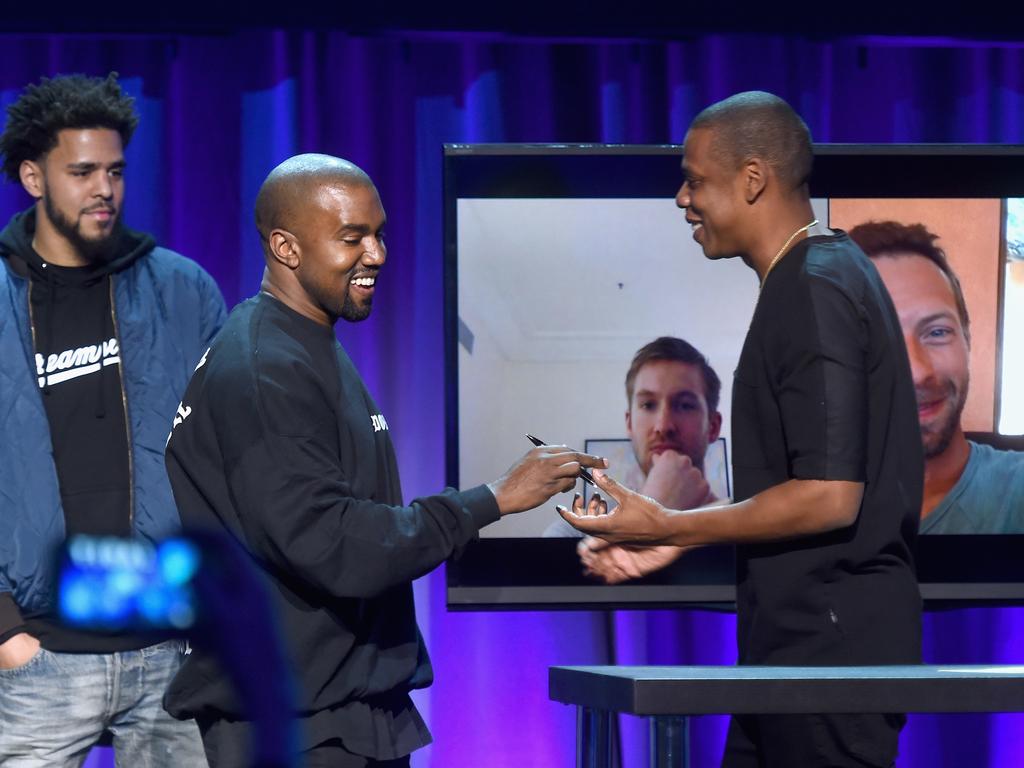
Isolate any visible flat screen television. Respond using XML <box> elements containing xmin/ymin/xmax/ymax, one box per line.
<box><xmin>444</xmin><ymin>144</ymin><xmax>1024</xmax><ymax>610</ymax></box>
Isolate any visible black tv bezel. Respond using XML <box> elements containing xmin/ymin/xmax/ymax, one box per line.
<box><xmin>443</xmin><ymin>143</ymin><xmax>1024</xmax><ymax>611</ymax></box>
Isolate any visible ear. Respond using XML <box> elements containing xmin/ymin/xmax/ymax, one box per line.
<box><xmin>742</xmin><ymin>157</ymin><xmax>768</xmax><ymax>204</ymax></box>
<box><xmin>707</xmin><ymin>410</ymin><xmax>722</xmax><ymax>443</ymax></box>
<box><xmin>19</xmin><ymin>160</ymin><xmax>44</xmax><ymax>200</ymax></box>
<box><xmin>625</xmin><ymin>408</ymin><xmax>633</xmax><ymax>438</ymax></box>
<box><xmin>267</xmin><ymin>229</ymin><xmax>300</xmax><ymax>270</ymax></box>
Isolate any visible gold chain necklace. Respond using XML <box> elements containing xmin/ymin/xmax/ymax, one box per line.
<box><xmin>760</xmin><ymin>218</ymin><xmax>818</xmax><ymax>289</ymax></box>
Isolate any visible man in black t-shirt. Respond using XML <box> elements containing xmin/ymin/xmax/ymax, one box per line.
<box><xmin>561</xmin><ymin>92</ymin><xmax>922</xmax><ymax>768</ymax></box>
<box><xmin>164</xmin><ymin>154</ymin><xmax>607</xmax><ymax>768</ymax></box>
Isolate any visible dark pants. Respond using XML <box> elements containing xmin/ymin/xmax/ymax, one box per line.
<box><xmin>721</xmin><ymin>712</ymin><xmax>904</xmax><ymax>768</ymax></box>
<box><xmin>199</xmin><ymin>718</ymin><xmax>411</xmax><ymax>768</ymax></box>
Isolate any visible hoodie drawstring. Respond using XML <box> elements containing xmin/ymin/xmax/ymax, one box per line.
<box><xmin>94</xmin><ymin>277</ymin><xmax>108</xmax><ymax>419</ymax></box>
<box><xmin>41</xmin><ymin>264</ymin><xmax>53</xmax><ymax>397</ymax></box>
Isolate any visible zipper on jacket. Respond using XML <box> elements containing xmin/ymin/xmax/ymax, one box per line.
<box><xmin>26</xmin><ymin>281</ymin><xmax>39</xmax><ymax>384</ymax></box>
<box><xmin>109</xmin><ymin>276</ymin><xmax>135</xmax><ymax>529</ymax></box>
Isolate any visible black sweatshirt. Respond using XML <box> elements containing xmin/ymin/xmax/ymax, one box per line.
<box><xmin>164</xmin><ymin>292</ymin><xmax>499</xmax><ymax>760</ymax></box>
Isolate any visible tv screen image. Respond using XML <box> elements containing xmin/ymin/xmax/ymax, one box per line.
<box><xmin>445</xmin><ymin>144</ymin><xmax>1024</xmax><ymax>609</ymax></box>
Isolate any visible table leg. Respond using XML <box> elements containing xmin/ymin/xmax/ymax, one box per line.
<box><xmin>577</xmin><ymin>706</ymin><xmax>611</xmax><ymax>768</ymax></box>
<box><xmin>649</xmin><ymin>716</ymin><xmax>689</xmax><ymax>768</ymax></box>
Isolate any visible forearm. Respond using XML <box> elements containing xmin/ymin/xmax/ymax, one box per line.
<box><xmin>237</xmin><ymin>482</ymin><xmax>500</xmax><ymax>599</ymax></box>
<box><xmin>660</xmin><ymin>478</ymin><xmax>864</xmax><ymax>547</ymax></box>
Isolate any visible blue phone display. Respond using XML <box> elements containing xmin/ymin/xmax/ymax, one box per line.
<box><xmin>58</xmin><ymin>535</ymin><xmax>200</xmax><ymax>631</ymax></box>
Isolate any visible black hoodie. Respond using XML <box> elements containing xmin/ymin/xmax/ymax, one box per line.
<box><xmin>0</xmin><ymin>208</ymin><xmax>158</xmax><ymax>652</ymax></box>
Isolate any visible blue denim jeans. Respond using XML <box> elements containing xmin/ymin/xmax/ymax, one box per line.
<box><xmin>0</xmin><ymin>640</ymin><xmax>207</xmax><ymax>767</ymax></box>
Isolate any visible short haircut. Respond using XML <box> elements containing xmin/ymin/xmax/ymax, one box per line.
<box><xmin>849</xmin><ymin>220</ymin><xmax>971</xmax><ymax>344</ymax></box>
<box><xmin>0</xmin><ymin>72</ymin><xmax>138</xmax><ymax>182</ymax></box>
<box><xmin>625</xmin><ymin>336</ymin><xmax>721</xmax><ymax>413</ymax></box>
<box><xmin>254</xmin><ymin>154</ymin><xmax>374</xmax><ymax>259</ymax></box>
<box><xmin>690</xmin><ymin>90</ymin><xmax>812</xmax><ymax>193</ymax></box>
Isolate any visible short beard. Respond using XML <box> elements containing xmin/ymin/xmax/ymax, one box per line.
<box><xmin>339</xmin><ymin>292</ymin><xmax>373</xmax><ymax>322</ymax></box>
<box><xmin>921</xmin><ymin>386</ymin><xmax>968</xmax><ymax>459</ymax></box>
<box><xmin>44</xmin><ymin>194</ymin><xmax>123</xmax><ymax>264</ymax></box>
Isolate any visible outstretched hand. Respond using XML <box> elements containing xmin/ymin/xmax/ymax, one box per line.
<box><xmin>556</xmin><ymin>469</ymin><xmax>676</xmax><ymax>543</ymax></box>
<box><xmin>488</xmin><ymin>446</ymin><xmax>607</xmax><ymax>515</ymax></box>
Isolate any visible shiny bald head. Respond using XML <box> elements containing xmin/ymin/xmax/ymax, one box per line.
<box><xmin>255</xmin><ymin>153</ymin><xmax>374</xmax><ymax>257</ymax></box>
<box><xmin>255</xmin><ymin>153</ymin><xmax>387</xmax><ymax>326</ymax></box>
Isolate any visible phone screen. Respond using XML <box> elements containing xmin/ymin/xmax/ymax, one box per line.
<box><xmin>57</xmin><ymin>535</ymin><xmax>201</xmax><ymax>632</ymax></box>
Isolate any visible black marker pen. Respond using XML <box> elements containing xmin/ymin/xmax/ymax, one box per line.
<box><xmin>525</xmin><ymin>433</ymin><xmax>596</xmax><ymax>486</ymax></box>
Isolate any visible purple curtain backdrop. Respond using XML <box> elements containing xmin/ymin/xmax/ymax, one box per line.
<box><xmin>1</xmin><ymin>29</ymin><xmax>1021</xmax><ymax>768</ymax></box>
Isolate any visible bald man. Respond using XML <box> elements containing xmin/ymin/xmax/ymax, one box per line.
<box><xmin>163</xmin><ymin>155</ymin><xmax>604</xmax><ymax>768</ymax></box>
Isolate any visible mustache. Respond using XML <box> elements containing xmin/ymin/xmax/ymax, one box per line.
<box><xmin>81</xmin><ymin>203</ymin><xmax>117</xmax><ymax>215</ymax></box>
<box><xmin>648</xmin><ymin>441</ymin><xmax>685</xmax><ymax>451</ymax></box>
<box><xmin>915</xmin><ymin>380</ymin><xmax>956</xmax><ymax>405</ymax></box>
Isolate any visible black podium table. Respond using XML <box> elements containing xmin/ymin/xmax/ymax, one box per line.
<box><xmin>549</xmin><ymin>665</ymin><xmax>1024</xmax><ymax>767</ymax></box>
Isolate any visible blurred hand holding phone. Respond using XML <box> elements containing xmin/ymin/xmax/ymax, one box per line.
<box><xmin>56</xmin><ymin>531</ymin><xmax>298</xmax><ymax>767</ymax></box>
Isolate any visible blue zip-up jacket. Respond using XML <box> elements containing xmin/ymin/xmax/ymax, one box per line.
<box><xmin>0</xmin><ymin>208</ymin><xmax>227</xmax><ymax>638</ymax></box>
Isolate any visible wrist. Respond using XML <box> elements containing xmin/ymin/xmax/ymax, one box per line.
<box><xmin>464</xmin><ymin>484</ymin><xmax>503</xmax><ymax>528</ymax></box>
<box><xmin>662</xmin><ymin>506</ymin><xmax>696</xmax><ymax>546</ymax></box>
<box><xmin>485</xmin><ymin>481</ymin><xmax>507</xmax><ymax>515</ymax></box>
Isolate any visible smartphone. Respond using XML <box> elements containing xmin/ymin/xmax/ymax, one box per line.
<box><xmin>57</xmin><ymin>534</ymin><xmax>201</xmax><ymax>632</ymax></box>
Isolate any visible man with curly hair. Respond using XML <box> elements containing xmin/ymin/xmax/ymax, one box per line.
<box><xmin>0</xmin><ymin>72</ymin><xmax>224</xmax><ymax>766</ymax></box>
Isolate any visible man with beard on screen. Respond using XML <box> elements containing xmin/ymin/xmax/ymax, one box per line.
<box><xmin>0</xmin><ymin>73</ymin><xmax>224</xmax><ymax>765</ymax></box>
<box><xmin>851</xmin><ymin>220</ymin><xmax>1024</xmax><ymax>532</ymax></box>
<box><xmin>545</xmin><ymin>336</ymin><xmax>726</xmax><ymax>582</ymax></box>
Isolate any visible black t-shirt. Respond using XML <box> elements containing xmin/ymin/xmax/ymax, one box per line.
<box><xmin>26</xmin><ymin>264</ymin><xmax>152</xmax><ymax>653</ymax></box>
<box><xmin>731</xmin><ymin>232</ymin><xmax>923</xmax><ymax>666</ymax></box>
<box><xmin>31</xmin><ymin>265</ymin><xmax>130</xmax><ymax>537</ymax></box>
<box><xmin>164</xmin><ymin>292</ymin><xmax>499</xmax><ymax>759</ymax></box>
